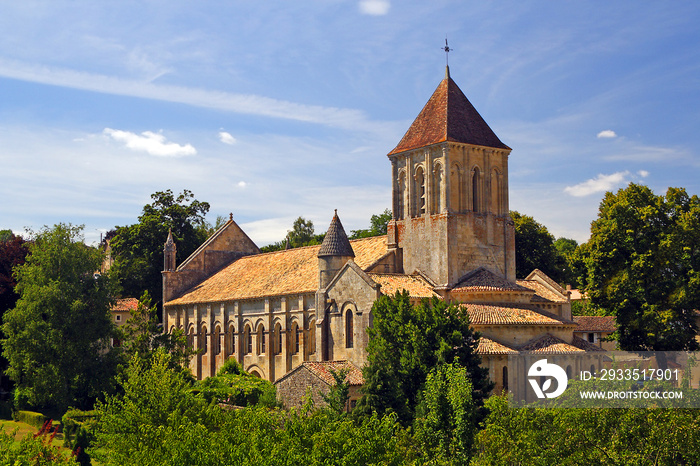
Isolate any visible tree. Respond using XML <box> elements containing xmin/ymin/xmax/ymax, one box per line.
<box><xmin>577</xmin><ymin>183</ymin><xmax>700</xmax><ymax>352</ymax></box>
<box><xmin>2</xmin><ymin>224</ymin><xmax>119</xmax><ymax>411</ymax></box>
<box><xmin>109</xmin><ymin>189</ymin><xmax>210</xmax><ymax>307</ymax></box>
<box><xmin>259</xmin><ymin>216</ymin><xmax>325</xmax><ymax>252</ymax></box>
<box><xmin>119</xmin><ymin>292</ymin><xmax>197</xmax><ymax>370</ymax></box>
<box><xmin>356</xmin><ymin>292</ymin><xmax>492</xmax><ymax>426</ymax></box>
<box><xmin>350</xmin><ymin>209</ymin><xmax>392</xmax><ymax>239</ymax></box>
<box><xmin>511</xmin><ymin>211</ymin><xmax>564</xmax><ymax>281</ymax></box>
<box><xmin>321</xmin><ymin>368</ymin><xmax>350</xmax><ymax>414</ymax></box>
<box><xmin>0</xmin><ymin>231</ymin><xmax>29</xmax><ymax>317</ymax></box>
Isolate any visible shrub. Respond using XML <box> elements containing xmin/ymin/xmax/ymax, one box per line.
<box><xmin>15</xmin><ymin>410</ymin><xmax>49</xmax><ymax>429</ymax></box>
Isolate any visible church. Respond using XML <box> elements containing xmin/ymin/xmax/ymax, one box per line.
<box><xmin>161</xmin><ymin>65</ymin><xmax>603</xmax><ymax>397</ymax></box>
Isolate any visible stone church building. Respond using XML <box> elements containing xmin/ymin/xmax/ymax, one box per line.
<box><xmin>162</xmin><ymin>66</ymin><xmax>603</xmax><ymax>395</ymax></box>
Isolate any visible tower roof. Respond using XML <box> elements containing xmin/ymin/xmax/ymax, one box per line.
<box><xmin>388</xmin><ymin>68</ymin><xmax>510</xmax><ymax>155</ymax></box>
<box><xmin>318</xmin><ymin>210</ymin><xmax>355</xmax><ymax>258</ymax></box>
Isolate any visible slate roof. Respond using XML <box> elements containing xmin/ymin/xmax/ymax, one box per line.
<box><xmin>318</xmin><ymin>210</ymin><xmax>354</xmax><ymax>258</ymax></box>
<box><xmin>573</xmin><ymin>316</ymin><xmax>617</xmax><ymax>333</ymax></box>
<box><xmin>463</xmin><ymin>304</ymin><xmax>575</xmax><ymax>326</ymax></box>
<box><xmin>166</xmin><ymin>235</ymin><xmax>387</xmax><ymax>306</ymax></box>
<box><xmin>477</xmin><ymin>336</ymin><xmax>519</xmax><ymax>355</ymax></box>
<box><xmin>453</xmin><ymin>267</ymin><xmax>531</xmax><ymax>292</ymax></box>
<box><xmin>367</xmin><ymin>273</ymin><xmax>438</xmax><ymax>298</ymax></box>
<box><xmin>388</xmin><ymin>69</ymin><xmax>510</xmax><ymax>155</ymax></box>
<box><xmin>520</xmin><ymin>333</ymin><xmax>586</xmax><ymax>354</ymax></box>
<box><xmin>112</xmin><ymin>298</ymin><xmax>139</xmax><ymax>312</ymax></box>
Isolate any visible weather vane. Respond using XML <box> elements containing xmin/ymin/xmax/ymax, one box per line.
<box><xmin>443</xmin><ymin>38</ymin><xmax>452</xmax><ymax>66</ymax></box>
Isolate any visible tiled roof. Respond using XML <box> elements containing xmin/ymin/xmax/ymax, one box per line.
<box><xmin>477</xmin><ymin>337</ymin><xmax>518</xmax><ymax>355</ymax></box>
<box><xmin>301</xmin><ymin>361</ymin><xmax>364</xmax><ymax>386</ymax></box>
<box><xmin>517</xmin><ymin>280</ymin><xmax>567</xmax><ymax>303</ymax></box>
<box><xmin>388</xmin><ymin>71</ymin><xmax>510</xmax><ymax>155</ymax></box>
<box><xmin>318</xmin><ymin>211</ymin><xmax>354</xmax><ymax>258</ymax></box>
<box><xmin>520</xmin><ymin>334</ymin><xmax>586</xmax><ymax>354</ymax></box>
<box><xmin>453</xmin><ymin>268</ymin><xmax>531</xmax><ymax>292</ymax></box>
<box><xmin>463</xmin><ymin>304</ymin><xmax>575</xmax><ymax>326</ymax></box>
<box><xmin>112</xmin><ymin>298</ymin><xmax>139</xmax><ymax>312</ymax></box>
<box><xmin>573</xmin><ymin>316</ymin><xmax>617</xmax><ymax>333</ymax></box>
<box><xmin>571</xmin><ymin>336</ymin><xmax>607</xmax><ymax>352</ymax></box>
<box><xmin>166</xmin><ymin>235</ymin><xmax>387</xmax><ymax>306</ymax></box>
<box><xmin>368</xmin><ymin>273</ymin><xmax>438</xmax><ymax>298</ymax></box>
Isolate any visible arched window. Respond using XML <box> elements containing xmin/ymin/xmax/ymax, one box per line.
<box><xmin>308</xmin><ymin>320</ymin><xmax>316</xmax><ymax>354</ymax></box>
<box><xmin>291</xmin><ymin>322</ymin><xmax>300</xmax><ymax>354</ymax></box>
<box><xmin>566</xmin><ymin>365</ymin><xmax>573</xmax><ymax>379</ymax></box>
<box><xmin>502</xmin><ymin>366</ymin><xmax>508</xmax><ymax>391</ymax></box>
<box><xmin>244</xmin><ymin>325</ymin><xmax>252</xmax><ymax>355</ymax></box>
<box><xmin>415</xmin><ymin>167</ymin><xmax>426</xmax><ymax>216</ymax></box>
<box><xmin>199</xmin><ymin>325</ymin><xmax>208</xmax><ymax>353</ymax></box>
<box><xmin>472</xmin><ymin>167</ymin><xmax>481</xmax><ymax>212</ymax></box>
<box><xmin>214</xmin><ymin>325</ymin><xmax>221</xmax><ymax>355</ymax></box>
<box><xmin>188</xmin><ymin>327</ymin><xmax>195</xmax><ymax>350</ymax></box>
<box><xmin>590</xmin><ymin>364</ymin><xmax>596</xmax><ymax>374</ymax></box>
<box><xmin>274</xmin><ymin>322</ymin><xmax>282</xmax><ymax>355</ymax></box>
<box><xmin>450</xmin><ymin>163</ymin><xmax>462</xmax><ymax>212</ymax></box>
<box><xmin>345</xmin><ymin>309</ymin><xmax>354</xmax><ymax>348</ymax></box>
<box><xmin>257</xmin><ymin>324</ymin><xmax>266</xmax><ymax>354</ymax></box>
<box><xmin>226</xmin><ymin>324</ymin><xmax>235</xmax><ymax>356</ymax></box>
<box><xmin>432</xmin><ymin>163</ymin><xmax>443</xmax><ymax>214</ymax></box>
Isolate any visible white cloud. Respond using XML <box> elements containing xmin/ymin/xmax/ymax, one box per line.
<box><xmin>218</xmin><ymin>131</ymin><xmax>236</xmax><ymax>145</ymax></box>
<box><xmin>597</xmin><ymin>130</ymin><xmax>617</xmax><ymax>139</ymax></box>
<box><xmin>564</xmin><ymin>171</ymin><xmax>630</xmax><ymax>197</ymax></box>
<box><xmin>103</xmin><ymin>128</ymin><xmax>196</xmax><ymax>157</ymax></box>
<box><xmin>359</xmin><ymin>0</ymin><xmax>390</xmax><ymax>16</ymax></box>
<box><xmin>237</xmin><ymin>181</ymin><xmax>247</xmax><ymax>188</ymax></box>
<box><xmin>638</xmin><ymin>170</ymin><xmax>649</xmax><ymax>178</ymax></box>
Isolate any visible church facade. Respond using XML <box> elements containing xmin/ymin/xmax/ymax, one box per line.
<box><xmin>162</xmin><ymin>66</ymin><xmax>602</xmax><ymax>393</ymax></box>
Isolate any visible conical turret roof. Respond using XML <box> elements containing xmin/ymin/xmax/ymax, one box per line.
<box><xmin>318</xmin><ymin>210</ymin><xmax>355</xmax><ymax>258</ymax></box>
<box><xmin>388</xmin><ymin>67</ymin><xmax>510</xmax><ymax>155</ymax></box>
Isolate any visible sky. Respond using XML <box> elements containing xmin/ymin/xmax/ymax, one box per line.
<box><xmin>1</xmin><ymin>1</ymin><xmax>699</xmax><ymax>246</ymax></box>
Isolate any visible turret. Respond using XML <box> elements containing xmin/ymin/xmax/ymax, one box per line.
<box><xmin>317</xmin><ymin>210</ymin><xmax>354</xmax><ymax>289</ymax></box>
<box><xmin>164</xmin><ymin>228</ymin><xmax>177</xmax><ymax>272</ymax></box>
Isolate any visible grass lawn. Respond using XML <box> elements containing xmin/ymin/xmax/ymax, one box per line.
<box><xmin>0</xmin><ymin>418</ymin><xmax>66</xmax><ymax>451</ymax></box>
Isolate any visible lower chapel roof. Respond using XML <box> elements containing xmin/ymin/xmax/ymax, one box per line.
<box><xmin>166</xmin><ymin>235</ymin><xmax>388</xmax><ymax>306</ymax></box>
<box><xmin>477</xmin><ymin>334</ymin><xmax>606</xmax><ymax>355</ymax></box>
<box><xmin>464</xmin><ymin>304</ymin><xmax>575</xmax><ymax>326</ymax></box>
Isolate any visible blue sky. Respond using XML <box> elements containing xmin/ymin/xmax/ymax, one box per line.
<box><xmin>1</xmin><ymin>1</ymin><xmax>699</xmax><ymax>246</ymax></box>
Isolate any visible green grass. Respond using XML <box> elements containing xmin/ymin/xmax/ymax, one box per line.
<box><xmin>0</xmin><ymin>418</ymin><xmax>66</xmax><ymax>450</ymax></box>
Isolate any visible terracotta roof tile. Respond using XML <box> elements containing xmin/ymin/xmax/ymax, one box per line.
<box><xmin>166</xmin><ymin>235</ymin><xmax>387</xmax><ymax>306</ymax></box>
<box><xmin>453</xmin><ymin>268</ymin><xmax>531</xmax><ymax>292</ymax></box>
<box><xmin>573</xmin><ymin>316</ymin><xmax>617</xmax><ymax>333</ymax></box>
<box><xmin>367</xmin><ymin>273</ymin><xmax>438</xmax><ymax>298</ymax></box>
<box><xmin>571</xmin><ymin>336</ymin><xmax>607</xmax><ymax>352</ymax></box>
<box><xmin>517</xmin><ymin>280</ymin><xmax>567</xmax><ymax>303</ymax></box>
<box><xmin>463</xmin><ymin>304</ymin><xmax>575</xmax><ymax>326</ymax></box>
<box><xmin>388</xmin><ymin>72</ymin><xmax>510</xmax><ymax>155</ymax></box>
<box><xmin>302</xmin><ymin>361</ymin><xmax>364</xmax><ymax>386</ymax></box>
<box><xmin>477</xmin><ymin>336</ymin><xmax>518</xmax><ymax>355</ymax></box>
<box><xmin>112</xmin><ymin>298</ymin><xmax>139</xmax><ymax>312</ymax></box>
<box><xmin>520</xmin><ymin>334</ymin><xmax>586</xmax><ymax>354</ymax></box>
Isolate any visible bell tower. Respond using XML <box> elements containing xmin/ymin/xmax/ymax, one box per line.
<box><xmin>387</xmin><ymin>66</ymin><xmax>516</xmax><ymax>285</ymax></box>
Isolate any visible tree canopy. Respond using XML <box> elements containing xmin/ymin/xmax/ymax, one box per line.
<box><xmin>349</xmin><ymin>209</ymin><xmax>392</xmax><ymax>239</ymax></box>
<box><xmin>108</xmin><ymin>189</ymin><xmax>210</xmax><ymax>307</ymax></box>
<box><xmin>2</xmin><ymin>224</ymin><xmax>119</xmax><ymax>411</ymax></box>
<box><xmin>356</xmin><ymin>292</ymin><xmax>492</xmax><ymax>427</ymax></box>
<box><xmin>576</xmin><ymin>183</ymin><xmax>700</xmax><ymax>352</ymax></box>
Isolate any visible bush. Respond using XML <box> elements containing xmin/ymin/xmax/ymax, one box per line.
<box><xmin>62</xmin><ymin>409</ymin><xmax>97</xmax><ymax>448</ymax></box>
<box><xmin>14</xmin><ymin>410</ymin><xmax>49</xmax><ymax>429</ymax></box>
<box><xmin>196</xmin><ymin>373</ymin><xmax>277</xmax><ymax>407</ymax></box>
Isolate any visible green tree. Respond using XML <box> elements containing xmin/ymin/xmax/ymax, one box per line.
<box><xmin>321</xmin><ymin>368</ymin><xmax>350</xmax><ymax>414</ymax></box>
<box><xmin>2</xmin><ymin>224</ymin><xmax>119</xmax><ymax>411</ymax></box>
<box><xmin>119</xmin><ymin>292</ymin><xmax>197</xmax><ymax>370</ymax></box>
<box><xmin>511</xmin><ymin>211</ymin><xmax>564</xmax><ymax>281</ymax></box>
<box><xmin>259</xmin><ymin>216</ymin><xmax>326</xmax><ymax>252</ymax></box>
<box><xmin>109</xmin><ymin>189</ymin><xmax>210</xmax><ymax>307</ymax></box>
<box><xmin>350</xmin><ymin>209</ymin><xmax>392</xmax><ymax>239</ymax></box>
<box><xmin>578</xmin><ymin>183</ymin><xmax>700</xmax><ymax>352</ymax></box>
<box><xmin>356</xmin><ymin>292</ymin><xmax>492</xmax><ymax>426</ymax></box>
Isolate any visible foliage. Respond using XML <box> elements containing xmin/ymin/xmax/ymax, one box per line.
<box><xmin>577</xmin><ymin>184</ymin><xmax>700</xmax><ymax>351</ymax></box>
<box><xmin>260</xmin><ymin>216</ymin><xmax>326</xmax><ymax>252</ymax></box>
<box><xmin>349</xmin><ymin>209</ymin><xmax>392</xmax><ymax>239</ymax></box>
<box><xmin>0</xmin><ymin>420</ymin><xmax>75</xmax><ymax>465</ymax></box>
<box><xmin>356</xmin><ymin>291</ymin><xmax>492</xmax><ymax>426</ymax></box>
<box><xmin>2</xmin><ymin>224</ymin><xmax>119</xmax><ymax>412</ymax></box>
<box><xmin>108</xmin><ymin>189</ymin><xmax>210</xmax><ymax>307</ymax></box>
<box><xmin>195</xmin><ymin>367</ymin><xmax>278</xmax><ymax>408</ymax></box>
<box><xmin>0</xmin><ymin>230</ymin><xmax>29</xmax><ymax>318</ymax></box>
<box><xmin>92</xmin><ymin>350</ymin><xmax>220</xmax><ymax>466</ymax></box>
<box><xmin>511</xmin><ymin>211</ymin><xmax>566</xmax><ymax>281</ymax></box>
<box><xmin>473</xmin><ymin>394</ymin><xmax>700</xmax><ymax>465</ymax></box>
<box><xmin>321</xmin><ymin>368</ymin><xmax>350</xmax><ymax>414</ymax></box>
<box><xmin>413</xmin><ymin>363</ymin><xmax>476</xmax><ymax>465</ymax></box>
<box><xmin>119</xmin><ymin>291</ymin><xmax>196</xmax><ymax>370</ymax></box>
<box><xmin>62</xmin><ymin>410</ymin><xmax>97</xmax><ymax>466</ymax></box>
<box><xmin>13</xmin><ymin>411</ymin><xmax>49</xmax><ymax>430</ymax></box>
